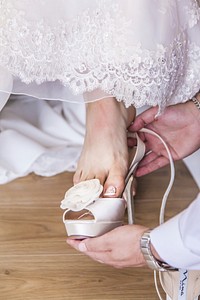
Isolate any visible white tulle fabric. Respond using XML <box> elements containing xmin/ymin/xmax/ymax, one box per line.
<box><xmin>0</xmin><ymin>95</ymin><xmax>85</xmax><ymax>183</ymax></box>
<box><xmin>0</xmin><ymin>0</ymin><xmax>200</xmax><ymax>110</ymax></box>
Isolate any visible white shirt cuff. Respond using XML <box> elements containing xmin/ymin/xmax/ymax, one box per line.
<box><xmin>150</xmin><ymin>207</ymin><xmax>200</xmax><ymax>269</ymax></box>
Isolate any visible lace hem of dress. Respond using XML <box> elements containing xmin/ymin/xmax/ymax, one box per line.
<box><xmin>0</xmin><ymin>0</ymin><xmax>200</xmax><ymax>109</ymax></box>
<box><xmin>186</xmin><ymin>0</ymin><xmax>200</xmax><ymax>27</ymax></box>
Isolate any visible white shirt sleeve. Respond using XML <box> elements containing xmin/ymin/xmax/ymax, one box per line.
<box><xmin>150</xmin><ymin>192</ymin><xmax>200</xmax><ymax>270</ymax></box>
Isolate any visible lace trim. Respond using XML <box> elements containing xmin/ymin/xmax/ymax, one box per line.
<box><xmin>0</xmin><ymin>0</ymin><xmax>200</xmax><ymax>109</ymax></box>
<box><xmin>185</xmin><ymin>0</ymin><xmax>200</xmax><ymax>27</ymax></box>
<box><xmin>173</xmin><ymin>42</ymin><xmax>200</xmax><ymax>105</ymax></box>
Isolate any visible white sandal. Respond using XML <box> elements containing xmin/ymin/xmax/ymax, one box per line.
<box><xmin>60</xmin><ymin>132</ymin><xmax>145</xmax><ymax>239</ymax></box>
<box><xmin>61</xmin><ymin>127</ymin><xmax>200</xmax><ymax>298</ymax></box>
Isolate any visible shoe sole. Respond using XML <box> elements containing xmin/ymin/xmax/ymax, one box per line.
<box><xmin>65</xmin><ymin>220</ymin><xmax>123</xmax><ymax>239</ymax></box>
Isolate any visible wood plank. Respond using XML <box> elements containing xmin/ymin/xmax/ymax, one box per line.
<box><xmin>0</xmin><ymin>160</ymin><xmax>198</xmax><ymax>299</ymax></box>
<box><xmin>0</xmin><ymin>256</ymin><xmax>158</xmax><ymax>300</ymax></box>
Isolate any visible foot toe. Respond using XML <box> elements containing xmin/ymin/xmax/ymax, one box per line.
<box><xmin>103</xmin><ymin>173</ymin><xmax>125</xmax><ymax>198</ymax></box>
<box><xmin>73</xmin><ymin>169</ymin><xmax>82</xmax><ymax>184</ymax></box>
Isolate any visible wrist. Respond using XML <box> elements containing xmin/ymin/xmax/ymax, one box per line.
<box><xmin>189</xmin><ymin>92</ymin><xmax>200</xmax><ymax>119</ymax></box>
<box><xmin>140</xmin><ymin>230</ymin><xmax>178</xmax><ymax>271</ymax></box>
<box><xmin>150</xmin><ymin>243</ymin><xmax>163</xmax><ymax>262</ymax></box>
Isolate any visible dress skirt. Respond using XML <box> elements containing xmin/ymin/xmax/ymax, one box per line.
<box><xmin>0</xmin><ymin>0</ymin><xmax>200</xmax><ymax>110</ymax></box>
<box><xmin>0</xmin><ymin>0</ymin><xmax>199</xmax><ymax>183</ymax></box>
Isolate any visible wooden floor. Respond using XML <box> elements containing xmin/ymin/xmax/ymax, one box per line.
<box><xmin>0</xmin><ymin>161</ymin><xmax>198</xmax><ymax>300</ymax></box>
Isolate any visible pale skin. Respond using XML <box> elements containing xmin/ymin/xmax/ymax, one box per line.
<box><xmin>74</xmin><ymin>97</ymin><xmax>135</xmax><ymax>197</ymax></box>
<box><xmin>67</xmin><ymin>97</ymin><xmax>200</xmax><ymax>268</ymax></box>
<box><xmin>129</xmin><ymin>98</ymin><xmax>200</xmax><ymax>177</ymax></box>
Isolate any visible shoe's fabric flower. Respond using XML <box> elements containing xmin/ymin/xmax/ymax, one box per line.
<box><xmin>60</xmin><ymin>179</ymin><xmax>103</xmax><ymax>211</ymax></box>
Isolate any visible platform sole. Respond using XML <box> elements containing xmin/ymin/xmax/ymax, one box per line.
<box><xmin>64</xmin><ymin>220</ymin><xmax>123</xmax><ymax>239</ymax></box>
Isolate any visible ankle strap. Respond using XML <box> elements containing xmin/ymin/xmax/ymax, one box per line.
<box><xmin>140</xmin><ymin>128</ymin><xmax>176</xmax><ymax>300</ymax></box>
<box><xmin>125</xmin><ymin>132</ymin><xmax>146</xmax><ymax>186</ymax></box>
<box><xmin>139</xmin><ymin>128</ymin><xmax>175</xmax><ymax>225</ymax></box>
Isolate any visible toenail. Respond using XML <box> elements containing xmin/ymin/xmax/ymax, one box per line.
<box><xmin>104</xmin><ymin>186</ymin><xmax>116</xmax><ymax>196</ymax></box>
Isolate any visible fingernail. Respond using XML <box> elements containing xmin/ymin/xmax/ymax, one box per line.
<box><xmin>104</xmin><ymin>186</ymin><xmax>116</xmax><ymax>196</ymax></box>
<box><xmin>78</xmin><ymin>242</ymin><xmax>87</xmax><ymax>252</ymax></box>
<box><xmin>97</xmin><ymin>260</ymin><xmax>104</xmax><ymax>264</ymax></box>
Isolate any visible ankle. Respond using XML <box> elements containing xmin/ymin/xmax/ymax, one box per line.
<box><xmin>86</xmin><ymin>98</ymin><xmax>135</xmax><ymax>129</ymax></box>
<box><xmin>119</xmin><ymin>102</ymin><xmax>135</xmax><ymax>127</ymax></box>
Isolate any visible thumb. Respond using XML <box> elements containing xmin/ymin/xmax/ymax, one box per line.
<box><xmin>129</xmin><ymin>106</ymin><xmax>158</xmax><ymax>132</ymax></box>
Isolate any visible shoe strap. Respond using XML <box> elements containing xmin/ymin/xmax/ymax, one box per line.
<box><xmin>141</xmin><ymin>129</ymin><xmax>190</xmax><ymax>300</ymax></box>
<box><xmin>123</xmin><ymin>132</ymin><xmax>146</xmax><ymax>224</ymax></box>
<box><xmin>140</xmin><ymin>128</ymin><xmax>175</xmax><ymax>225</ymax></box>
<box><xmin>125</xmin><ymin>128</ymin><xmax>175</xmax><ymax>226</ymax></box>
<box><xmin>125</xmin><ymin>132</ymin><xmax>146</xmax><ymax>186</ymax></box>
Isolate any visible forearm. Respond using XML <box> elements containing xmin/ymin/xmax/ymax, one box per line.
<box><xmin>150</xmin><ymin>192</ymin><xmax>200</xmax><ymax>270</ymax></box>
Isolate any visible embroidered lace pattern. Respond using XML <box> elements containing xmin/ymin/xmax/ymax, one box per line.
<box><xmin>185</xmin><ymin>0</ymin><xmax>200</xmax><ymax>27</ymax></box>
<box><xmin>0</xmin><ymin>0</ymin><xmax>200</xmax><ymax>109</ymax></box>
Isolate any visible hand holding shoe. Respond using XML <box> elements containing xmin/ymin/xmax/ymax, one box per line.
<box><xmin>67</xmin><ymin>224</ymin><xmax>150</xmax><ymax>268</ymax></box>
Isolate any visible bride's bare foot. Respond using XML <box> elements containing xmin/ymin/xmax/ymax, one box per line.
<box><xmin>73</xmin><ymin>97</ymin><xmax>135</xmax><ymax>197</ymax></box>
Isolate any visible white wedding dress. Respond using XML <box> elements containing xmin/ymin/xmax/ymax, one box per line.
<box><xmin>0</xmin><ymin>0</ymin><xmax>200</xmax><ymax>184</ymax></box>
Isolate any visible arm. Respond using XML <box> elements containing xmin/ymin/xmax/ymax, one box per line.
<box><xmin>151</xmin><ymin>192</ymin><xmax>200</xmax><ymax>270</ymax></box>
<box><xmin>66</xmin><ymin>97</ymin><xmax>200</xmax><ymax>269</ymax></box>
<box><xmin>67</xmin><ymin>193</ymin><xmax>200</xmax><ymax>270</ymax></box>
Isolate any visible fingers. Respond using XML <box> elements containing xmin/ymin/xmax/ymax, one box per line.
<box><xmin>135</xmin><ymin>155</ymin><xmax>169</xmax><ymax>177</ymax></box>
<box><xmin>127</xmin><ymin>131</ymin><xmax>146</xmax><ymax>147</ymax></box>
<box><xmin>129</xmin><ymin>106</ymin><xmax>159</xmax><ymax>132</ymax></box>
<box><xmin>67</xmin><ymin>229</ymin><xmax>125</xmax><ymax>267</ymax></box>
<box><xmin>137</xmin><ymin>152</ymin><xmax>158</xmax><ymax>167</ymax></box>
<box><xmin>82</xmin><ymin>250</ymin><xmax>114</xmax><ymax>266</ymax></box>
<box><xmin>67</xmin><ymin>238</ymin><xmax>135</xmax><ymax>269</ymax></box>
<box><xmin>67</xmin><ymin>236</ymin><xmax>117</xmax><ymax>266</ymax></box>
<box><xmin>67</xmin><ymin>232</ymin><xmax>112</xmax><ymax>253</ymax></box>
<box><xmin>67</xmin><ymin>225</ymin><xmax>149</xmax><ymax>268</ymax></box>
